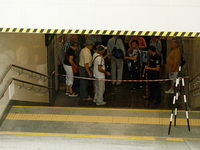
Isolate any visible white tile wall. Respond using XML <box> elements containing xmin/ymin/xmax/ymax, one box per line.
<box><xmin>25</xmin><ymin>4</ymin><xmax>60</xmax><ymax>29</ymax></box>
<box><xmin>168</xmin><ymin>6</ymin><xmax>200</xmax><ymax>32</ymax></box>
<box><xmin>169</xmin><ymin>0</ymin><xmax>200</xmax><ymax>7</ymax></box>
<box><xmin>95</xmin><ymin>5</ymin><xmax>132</xmax><ymax>30</ymax></box>
<box><xmin>0</xmin><ymin>0</ymin><xmax>200</xmax><ymax>32</ymax></box>
<box><xmin>60</xmin><ymin>4</ymin><xmax>96</xmax><ymax>29</ymax></box>
<box><xmin>131</xmin><ymin>6</ymin><xmax>168</xmax><ymax>31</ymax></box>
<box><xmin>0</xmin><ymin>3</ymin><xmax>25</xmax><ymax>28</ymax></box>
<box><xmin>96</xmin><ymin>0</ymin><xmax>132</xmax><ymax>5</ymax></box>
<box><xmin>60</xmin><ymin>0</ymin><xmax>95</xmax><ymax>5</ymax></box>
<box><xmin>131</xmin><ymin>0</ymin><xmax>168</xmax><ymax>6</ymax></box>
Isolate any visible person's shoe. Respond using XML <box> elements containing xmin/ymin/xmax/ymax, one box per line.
<box><xmin>165</xmin><ymin>89</ymin><xmax>174</xmax><ymax>94</ymax></box>
<box><xmin>144</xmin><ymin>97</ymin><xmax>154</xmax><ymax>100</ymax></box>
<box><xmin>96</xmin><ymin>101</ymin><xmax>106</xmax><ymax>106</ymax></box>
<box><xmin>130</xmin><ymin>87</ymin><xmax>137</xmax><ymax>91</ymax></box>
<box><xmin>93</xmin><ymin>99</ymin><xmax>97</xmax><ymax>102</ymax></box>
<box><xmin>138</xmin><ymin>85</ymin><xmax>143</xmax><ymax>90</ymax></box>
<box><xmin>69</xmin><ymin>93</ymin><xmax>78</xmax><ymax>97</ymax></box>
<box><xmin>83</xmin><ymin>97</ymin><xmax>92</xmax><ymax>101</ymax></box>
<box><xmin>65</xmin><ymin>92</ymin><xmax>69</xmax><ymax>96</ymax></box>
<box><xmin>154</xmin><ymin>101</ymin><xmax>161</xmax><ymax>106</ymax></box>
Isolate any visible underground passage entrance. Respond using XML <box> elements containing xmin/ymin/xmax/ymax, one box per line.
<box><xmin>0</xmin><ymin>32</ymin><xmax>199</xmax><ymax>110</ymax></box>
<box><xmin>51</xmin><ymin>34</ymin><xmax>197</xmax><ymax>110</ymax></box>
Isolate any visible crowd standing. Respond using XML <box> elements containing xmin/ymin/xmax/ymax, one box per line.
<box><xmin>56</xmin><ymin>34</ymin><xmax>184</xmax><ymax>106</ymax></box>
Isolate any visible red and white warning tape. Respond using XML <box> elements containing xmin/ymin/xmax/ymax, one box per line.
<box><xmin>51</xmin><ymin>71</ymin><xmax>189</xmax><ymax>83</ymax></box>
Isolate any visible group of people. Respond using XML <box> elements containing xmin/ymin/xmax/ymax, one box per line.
<box><xmin>57</xmin><ymin>34</ymin><xmax>183</xmax><ymax>106</ymax></box>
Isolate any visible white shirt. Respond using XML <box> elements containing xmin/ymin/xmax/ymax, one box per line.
<box><xmin>93</xmin><ymin>52</ymin><xmax>105</xmax><ymax>79</ymax></box>
<box><xmin>79</xmin><ymin>47</ymin><xmax>92</xmax><ymax>67</ymax></box>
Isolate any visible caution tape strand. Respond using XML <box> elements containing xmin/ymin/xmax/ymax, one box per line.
<box><xmin>53</xmin><ymin>72</ymin><xmax>189</xmax><ymax>83</ymax></box>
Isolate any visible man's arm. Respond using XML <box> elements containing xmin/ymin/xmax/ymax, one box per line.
<box><xmin>84</xmin><ymin>63</ymin><xmax>92</xmax><ymax>77</ymax></box>
<box><xmin>124</xmin><ymin>55</ymin><xmax>137</xmax><ymax>60</ymax></box>
<box><xmin>103</xmin><ymin>53</ymin><xmax>113</xmax><ymax>59</ymax></box>
<box><xmin>107</xmin><ymin>40</ymin><xmax>112</xmax><ymax>59</ymax></box>
<box><xmin>170</xmin><ymin>62</ymin><xmax>178</xmax><ymax>75</ymax></box>
<box><xmin>145</xmin><ymin>65</ymin><xmax>160</xmax><ymax>72</ymax></box>
<box><xmin>98</xmin><ymin>65</ymin><xmax>111</xmax><ymax>76</ymax></box>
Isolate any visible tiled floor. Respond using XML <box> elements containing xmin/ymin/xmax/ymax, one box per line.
<box><xmin>54</xmin><ymin>64</ymin><xmax>188</xmax><ymax>110</ymax></box>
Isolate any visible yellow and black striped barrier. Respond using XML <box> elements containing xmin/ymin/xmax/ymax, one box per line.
<box><xmin>0</xmin><ymin>28</ymin><xmax>200</xmax><ymax>37</ymax></box>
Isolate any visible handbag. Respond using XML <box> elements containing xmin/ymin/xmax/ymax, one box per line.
<box><xmin>71</xmin><ymin>62</ymin><xmax>78</xmax><ymax>73</ymax></box>
<box><xmin>112</xmin><ymin>38</ymin><xmax>124</xmax><ymax>59</ymax></box>
<box><xmin>66</xmin><ymin>48</ymin><xmax>78</xmax><ymax>73</ymax></box>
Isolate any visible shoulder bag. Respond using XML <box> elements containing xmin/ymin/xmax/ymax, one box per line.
<box><xmin>112</xmin><ymin>38</ymin><xmax>124</xmax><ymax>59</ymax></box>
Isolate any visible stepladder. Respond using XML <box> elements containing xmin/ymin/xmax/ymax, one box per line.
<box><xmin>168</xmin><ymin>66</ymin><xmax>190</xmax><ymax>135</ymax></box>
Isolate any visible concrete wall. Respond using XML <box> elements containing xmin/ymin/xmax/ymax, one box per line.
<box><xmin>166</xmin><ymin>37</ymin><xmax>200</xmax><ymax>107</ymax></box>
<box><xmin>0</xmin><ymin>0</ymin><xmax>200</xmax><ymax>32</ymax></box>
<box><xmin>187</xmin><ymin>38</ymin><xmax>200</xmax><ymax>107</ymax></box>
<box><xmin>0</xmin><ymin>33</ymin><xmax>49</xmax><ymax>118</ymax></box>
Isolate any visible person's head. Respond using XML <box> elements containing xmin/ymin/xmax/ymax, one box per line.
<box><xmin>85</xmin><ymin>40</ymin><xmax>94</xmax><ymax>50</ymax></box>
<box><xmin>70</xmin><ymin>35</ymin><xmax>78</xmax><ymax>45</ymax></box>
<box><xmin>97</xmin><ymin>45</ymin><xmax>106</xmax><ymax>55</ymax></box>
<box><xmin>93</xmin><ymin>42</ymin><xmax>102</xmax><ymax>50</ymax></box>
<box><xmin>148</xmin><ymin>45</ymin><xmax>156</xmax><ymax>55</ymax></box>
<box><xmin>131</xmin><ymin>40</ymin><xmax>139</xmax><ymax>49</ymax></box>
<box><xmin>170</xmin><ymin>40</ymin><xmax>178</xmax><ymax>49</ymax></box>
<box><xmin>57</xmin><ymin>35</ymin><xmax>62</xmax><ymax>43</ymax></box>
<box><xmin>151</xmin><ymin>36</ymin><xmax>157</xmax><ymax>42</ymax></box>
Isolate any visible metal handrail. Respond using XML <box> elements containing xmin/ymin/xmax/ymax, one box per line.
<box><xmin>12</xmin><ymin>64</ymin><xmax>51</xmax><ymax>78</ymax></box>
<box><xmin>0</xmin><ymin>64</ymin><xmax>51</xmax><ymax>84</ymax></box>
<box><xmin>189</xmin><ymin>72</ymin><xmax>200</xmax><ymax>83</ymax></box>
<box><xmin>0</xmin><ymin>78</ymin><xmax>51</xmax><ymax>100</ymax></box>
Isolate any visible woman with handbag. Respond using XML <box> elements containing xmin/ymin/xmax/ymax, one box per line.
<box><xmin>63</xmin><ymin>42</ymin><xmax>79</xmax><ymax>97</ymax></box>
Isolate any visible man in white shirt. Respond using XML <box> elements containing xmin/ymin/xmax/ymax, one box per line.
<box><xmin>93</xmin><ymin>45</ymin><xmax>111</xmax><ymax>105</ymax></box>
<box><xmin>79</xmin><ymin>40</ymin><xmax>93</xmax><ymax>100</ymax></box>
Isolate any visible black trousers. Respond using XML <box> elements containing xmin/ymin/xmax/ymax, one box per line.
<box><xmin>132</xmin><ymin>71</ymin><xmax>140</xmax><ymax>89</ymax></box>
<box><xmin>148</xmin><ymin>72</ymin><xmax>161</xmax><ymax>102</ymax></box>
<box><xmin>79</xmin><ymin>66</ymin><xmax>89</xmax><ymax>99</ymax></box>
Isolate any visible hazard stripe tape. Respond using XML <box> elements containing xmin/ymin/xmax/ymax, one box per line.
<box><xmin>0</xmin><ymin>28</ymin><xmax>200</xmax><ymax>37</ymax></box>
<box><xmin>56</xmin><ymin>73</ymin><xmax>189</xmax><ymax>83</ymax></box>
